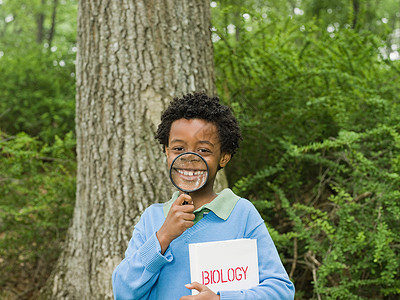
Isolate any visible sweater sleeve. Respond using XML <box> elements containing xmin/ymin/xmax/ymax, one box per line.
<box><xmin>112</xmin><ymin>210</ymin><xmax>173</xmax><ymax>300</ymax></box>
<box><xmin>218</xmin><ymin>206</ymin><xmax>295</xmax><ymax>300</ymax></box>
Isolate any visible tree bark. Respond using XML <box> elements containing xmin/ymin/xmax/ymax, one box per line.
<box><xmin>48</xmin><ymin>0</ymin><xmax>58</xmax><ymax>48</ymax></box>
<box><xmin>352</xmin><ymin>0</ymin><xmax>360</xmax><ymax>29</ymax></box>
<box><xmin>36</xmin><ymin>0</ymin><xmax>46</xmax><ymax>43</ymax></box>
<box><xmin>41</xmin><ymin>1</ymin><xmax>226</xmax><ymax>299</ymax></box>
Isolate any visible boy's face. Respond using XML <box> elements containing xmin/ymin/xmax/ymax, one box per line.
<box><xmin>165</xmin><ymin>118</ymin><xmax>231</xmax><ymax>188</ymax></box>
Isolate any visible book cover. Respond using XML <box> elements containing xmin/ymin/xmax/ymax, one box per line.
<box><xmin>188</xmin><ymin>238</ymin><xmax>259</xmax><ymax>295</ymax></box>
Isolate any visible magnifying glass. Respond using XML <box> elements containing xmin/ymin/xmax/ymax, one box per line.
<box><xmin>169</xmin><ymin>152</ymin><xmax>209</xmax><ymax>196</ymax></box>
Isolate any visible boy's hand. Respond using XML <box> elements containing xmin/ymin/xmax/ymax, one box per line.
<box><xmin>156</xmin><ymin>194</ymin><xmax>195</xmax><ymax>254</ymax></box>
<box><xmin>180</xmin><ymin>282</ymin><xmax>220</xmax><ymax>300</ymax></box>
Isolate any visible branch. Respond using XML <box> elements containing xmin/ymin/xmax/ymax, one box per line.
<box><xmin>304</xmin><ymin>251</ymin><xmax>321</xmax><ymax>300</ymax></box>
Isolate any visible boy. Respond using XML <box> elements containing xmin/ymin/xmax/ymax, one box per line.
<box><xmin>112</xmin><ymin>92</ymin><xmax>295</xmax><ymax>299</ymax></box>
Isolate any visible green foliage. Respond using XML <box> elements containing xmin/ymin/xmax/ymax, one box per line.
<box><xmin>1</xmin><ymin>0</ymin><xmax>399</xmax><ymax>298</ymax></box>
<box><xmin>212</xmin><ymin>8</ymin><xmax>399</xmax><ymax>182</ymax></box>
<box><xmin>233</xmin><ymin>125</ymin><xmax>400</xmax><ymax>299</ymax></box>
<box><xmin>0</xmin><ymin>131</ymin><xmax>76</xmax><ymax>298</ymax></box>
<box><xmin>212</xmin><ymin>1</ymin><xmax>400</xmax><ymax>298</ymax></box>
<box><xmin>0</xmin><ymin>0</ymin><xmax>77</xmax><ymax>143</ymax></box>
<box><xmin>0</xmin><ymin>45</ymin><xmax>76</xmax><ymax>143</ymax></box>
<box><xmin>0</xmin><ymin>1</ymin><xmax>77</xmax><ymax>297</ymax></box>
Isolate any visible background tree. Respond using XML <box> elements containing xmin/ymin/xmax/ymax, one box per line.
<box><xmin>0</xmin><ymin>1</ymin><xmax>77</xmax><ymax>298</ymax></box>
<box><xmin>1</xmin><ymin>0</ymin><xmax>400</xmax><ymax>299</ymax></box>
<box><xmin>0</xmin><ymin>0</ymin><xmax>77</xmax><ymax>143</ymax></box>
<box><xmin>41</xmin><ymin>1</ymin><xmax>223</xmax><ymax>299</ymax></box>
<box><xmin>211</xmin><ymin>0</ymin><xmax>400</xmax><ymax>298</ymax></box>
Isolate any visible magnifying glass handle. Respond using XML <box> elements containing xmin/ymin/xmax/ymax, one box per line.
<box><xmin>183</xmin><ymin>192</ymin><xmax>189</xmax><ymax>205</ymax></box>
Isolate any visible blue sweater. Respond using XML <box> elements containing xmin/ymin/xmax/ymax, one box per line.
<box><xmin>112</xmin><ymin>190</ymin><xmax>295</xmax><ymax>299</ymax></box>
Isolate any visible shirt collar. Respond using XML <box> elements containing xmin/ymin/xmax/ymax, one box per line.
<box><xmin>163</xmin><ymin>188</ymin><xmax>240</xmax><ymax>220</ymax></box>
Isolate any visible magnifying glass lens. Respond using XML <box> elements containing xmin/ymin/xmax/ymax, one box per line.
<box><xmin>170</xmin><ymin>152</ymin><xmax>209</xmax><ymax>193</ymax></box>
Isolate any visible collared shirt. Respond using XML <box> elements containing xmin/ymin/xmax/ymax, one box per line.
<box><xmin>113</xmin><ymin>188</ymin><xmax>296</xmax><ymax>299</ymax></box>
<box><xmin>163</xmin><ymin>188</ymin><xmax>240</xmax><ymax>224</ymax></box>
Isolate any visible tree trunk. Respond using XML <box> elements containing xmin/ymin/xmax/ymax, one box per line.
<box><xmin>42</xmin><ymin>1</ymin><xmax>226</xmax><ymax>299</ymax></box>
<box><xmin>352</xmin><ymin>0</ymin><xmax>360</xmax><ymax>29</ymax></box>
<box><xmin>48</xmin><ymin>0</ymin><xmax>58</xmax><ymax>48</ymax></box>
<box><xmin>36</xmin><ymin>0</ymin><xmax>46</xmax><ymax>43</ymax></box>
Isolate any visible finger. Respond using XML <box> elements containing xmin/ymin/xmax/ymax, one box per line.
<box><xmin>179</xmin><ymin>296</ymin><xmax>194</xmax><ymax>300</ymax></box>
<box><xmin>168</xmin><ymin>205</ymin><xmax>194</xmax><ymax>219</ymax></box>
<box><xmin>181</xmin><ymin>204</ymin><xmax>195</xmax><ymax>213</ymax></box>
<box><xmin>174</xmin><ymin>194</ymin><xmax>193</xmax><ymax>206</ymax></box>
<box><xmin>183</xmin><ymin>212</ymin><xmax>195</xmax><ymax>221</ymax></box>
<box><xmin>185</xmin><ymin>282</ymin><xmax>208</xmax><ymax>293</ymax></box>
<box><xmin>183</xmin><ymin>220</ymin><xmax>194</xmax><ymax>229</ymax></box>
<box><xmin>179</xmin><ymin>283</ymin><xmax>199</xmax><ymax>300</ymax></box>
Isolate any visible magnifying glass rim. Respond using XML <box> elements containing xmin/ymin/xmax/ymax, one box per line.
<box><xmin>169</xmin><ymin>151</ymin><xmax>209</xmax><ymax>193</ymax></box>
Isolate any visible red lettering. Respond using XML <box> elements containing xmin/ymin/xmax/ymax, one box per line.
<box><xmin>213</xmin><ymin>270</ymin><xmax>220</xmax><ymax>283</ymax></box>
<box><xmin>241</xmin><ymin>266</ymin><xmax>248</xmax><ymax>280</ymax></box>
<box><xmin>201</xmin><ymin>266</ymin><xmax>249</xmax><ymax>285</ymax></box>
<box><xmin>235</xmin><ymin>267</ymin><xmax>242</xmax><ymax>281</ymax></box>
<box><xmin>202</xmin><ymin>271</ymin><xmax>210</xmax><ymax>285</ymax></box>
<box><xmin>227</xmin><ymin>268</ymin><xmax>235</xmax><ymax>282</ymax></box>
<box><xmin>221</xmin><ymin>269</ymin><xmax>228</xmax><ymax>283</ymax></box>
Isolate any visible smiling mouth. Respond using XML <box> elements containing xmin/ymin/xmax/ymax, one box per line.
<box><xmin>174</xmin><ymin>168</ymin><xmax>207</xmax><ymax>177</ymax></box>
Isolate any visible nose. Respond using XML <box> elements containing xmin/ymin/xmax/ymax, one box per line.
<box><xmin>181</xmin><ymin>154</ymin><xmax>200</xmax><ymax>163</ymax></box>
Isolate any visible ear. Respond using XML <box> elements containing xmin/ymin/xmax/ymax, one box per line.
<box><xmin>165</xmin><ymin>146</ymin><xmax>170</xmax><ymax>158</ymax></box>
<box><xmin>219</xmin><ymin>152</ymin><xmax>231</xmax><ymax>168</ymax></box>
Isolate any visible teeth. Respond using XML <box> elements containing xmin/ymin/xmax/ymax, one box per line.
<box><xmin>177</xmin><ymin>169</ymin><xmax>205</xmax><ymax>176</ymax></box>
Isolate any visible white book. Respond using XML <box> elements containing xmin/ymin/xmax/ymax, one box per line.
<box><xmin>188</xmin><ymin>239</ymin><xmax>259</xmax><ymax>295</ymax></box>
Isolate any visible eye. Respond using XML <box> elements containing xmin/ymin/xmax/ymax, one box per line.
<box><xmin>198</xmin><ymin>148</ymin><xmax>211</xmax><ymax>154</ymax></box>
<box><xmin>172</xmin><ymin>147</ymin><xmax>184</xmax><ymax>152</ymax></box>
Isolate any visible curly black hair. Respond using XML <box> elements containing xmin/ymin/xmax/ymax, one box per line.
<box><xmin>156</xmin><ymin>92</ymin><xmax>242</xmax><ymax>156</ymax></box>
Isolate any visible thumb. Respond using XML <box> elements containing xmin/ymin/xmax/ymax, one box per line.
<box><xmin>185</xmin><ymin>281</ymin><xmax>207</xmax><ymax>292</ymax></box>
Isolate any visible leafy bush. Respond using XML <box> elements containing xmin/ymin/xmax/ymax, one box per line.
<box><xmin>0</xmin><ymin>46</ymin><xmax>76</xmax><ymax>144</ymax></box>
<box><xmin>0</xmin><ymin>131</ymin><xmax>76</xmax><ymax>299</ymax></box>
<box><xmin>233</xmin><ymin>126</ymin><xmax>400</xmax><ymax>299</ymax></box>
<box><xmin>213</xmin><ymin>11</ymin><xmax>399</xmax><ymax>182</ymax></box>
<box><xmin>213</xmin><ymin>4</ymin><xmax>400</xmax><ymax>299</ymax></box>
<box><xmin>0</xmin><ymin>0</ymin><xmax>77</xmax><ymax>144</ymax></box>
